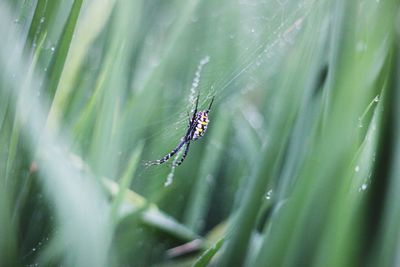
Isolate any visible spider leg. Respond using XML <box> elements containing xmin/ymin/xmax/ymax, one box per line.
<box><xmin>185</xmin><ymin>93</ymin><xmax>201</xmax><ymax>138</ymax></box>
<box><xmin>207</xmin><ymin>96</ymin><xmax>215</xmax><ymax>112</ymax></box>
<box><xmin>145</xmin><ymin>139</ymin><xmax>186</xmax><ymax>166</ymax></box>
<box><xmin>194</xmin><ymin>91</ymin><xmax>200</xmax><ymax>113</ymax></box>
<box><xmin>173</xmin><ymin>141</ymin><xmax>191</xmax><ymax>167</ymax></box>
<box><xmin>188</xmin><ymin>92</ymin><xmax>200</xmax><ymax>123</ymax></box>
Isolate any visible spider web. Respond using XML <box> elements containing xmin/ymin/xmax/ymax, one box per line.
<box><xmin>170</xmin><ymin>1</ymin><xmax>311</xmax><ymax>124</ymax></box>
<box><xmin>203</xmin><ymin>0</ymin><xmax>315</xmax><ymax>102</ymax></box>
<box><xmin>141</xmin><ymin>0</ymin><xmax>319</xmax><ymax>181</ymax></box>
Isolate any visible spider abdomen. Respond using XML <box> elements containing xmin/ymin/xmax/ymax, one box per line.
<box><xmin>192</xmin><ymin>111</ymin><xmax>209</xmax><ymax>140</ymax></box>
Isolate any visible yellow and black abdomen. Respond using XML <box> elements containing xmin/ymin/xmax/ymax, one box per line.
<box><xmin>192</xmin><ymin>111</ymin><xmax>209</xmax><ymax>140</ymax></box>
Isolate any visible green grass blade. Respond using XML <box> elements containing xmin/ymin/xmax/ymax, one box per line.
<box><xmin>46</xmin><ymin>0</ymin><xmax>83</xmax><ymax>100</ymax></box>
<box><xmin>25</xmin><ymin>0</ymin><xmax>59</xmax><ymax>51</ymax></box>
<box><xmin>105</xmin><ymin>178</ymin><xmax>201</xmax><ymax>242</ymax></box>
<box><xmin>110</xmin><ymin>141</ymin><xmax>144</xmax><ymax>223</ymax></box>
<box><xmin>192</xmin><ymin>238</ymin><xmax>224</xmax><ymax>267</ymax></box>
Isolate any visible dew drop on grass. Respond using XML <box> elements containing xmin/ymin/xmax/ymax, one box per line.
<box><xmin>355</xmin><ymin>165</ymin><xmax>360</xmax><ymax>172</ymax></box>
<box><xmin>40</xmin><ymin>17</ymin><xmax>45</xmax><ymax>23</ymax></box>
<box><xmin>51</xmin><ymin>46</ymin><xmax>55</xmax><ymax>52</ymax></box>
<box><xmin>266</xmin><ymin>189</ymin><xmax>272</xmax><ymax>200</ymax></box>
<box><xmin>356</xmin><ymin>41</ymin><xmax>367</xmax><ymax>52</ymax></box>
<box><xmin>358</xmin><ymin>119</ymin><xmax>363</xmax><ymax>128</ymax></box>
<box><xmin>360</xmin><ymin>183</ymin><xmax>368</xmax><ymax>191</ymax></box>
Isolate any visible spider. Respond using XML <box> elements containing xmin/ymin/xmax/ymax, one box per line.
<box><xmin>146</xmin><ymin>94</ymin><xmax>215</xmax><ymax>167</ymax></box>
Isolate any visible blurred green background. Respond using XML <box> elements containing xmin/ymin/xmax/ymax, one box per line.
<box><xmin>1</xmin><ymin>0</ymin><xmax>400</xmax><ymax>266</ymax></box>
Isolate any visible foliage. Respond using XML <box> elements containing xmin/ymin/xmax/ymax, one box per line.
<box><xmin>0</xmin><ymin>0</ymin><xmax>399</xmax><ymax>266</ymax></box>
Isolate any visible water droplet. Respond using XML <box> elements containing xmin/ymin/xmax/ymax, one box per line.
<box><xmin>358</xmin><ymin>118</ymin><xmax>363</xmax><ymax>128</ymax></box>
<box><xmin>32</xmin><ymin>247</ymin><xmax>36</xmax><ymax>252</ymax></box>
<box><xmin>14</xmin><ymin>18</ymin><xmax>19</xmax><ymax>24</ymax></box>
<box><xmin>40</xmin><ymin>17</ymin><xmax>45</xmax><ymax>23</ymax></box>
<box><xmin>374</xmin><ymin>95</ymin><xmax>379</xmax><ymax>102</ymax></box>
<box><xmin>361</xmin><ymin>183</ymin><xmax>367</xmax><ymax>190</ymax></box>
<box><xmin>356</xmin><ymin>41</ymin><xmax>367</xmax><ymax>52</ymax></box>
<box><xmin>355</xmin><ymin>165</ymin><xmax>360</xmax><ymax>172</ymax></box>
<box><xmin>51</xmin><ymin>46</ymin><xmax>55</xmax><ymax>52</ymax></box>
<box><xmin>266</xmin><ymin>189</ymin><xmax>272</xmax><ymax>200</ymax></box>
<box><xmin>251</xmin><ymin>28</ymin><xmax>255</xmax><ymax>33</ymax></box>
